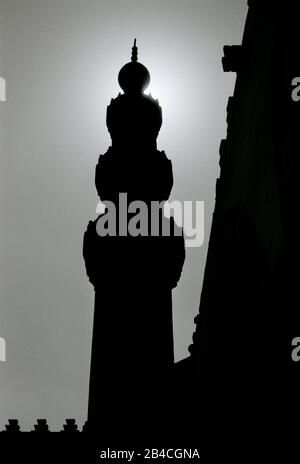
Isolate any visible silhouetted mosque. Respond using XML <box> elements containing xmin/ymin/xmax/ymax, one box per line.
<box><xmin>3</xmin><ymin>0</ymin><xmax>300</xmax><ymax>457</ymax></box>
<box><xmin>83</xmin><ymin>39</ymin><xmax>185</xmax><ymax>438</ymax></box>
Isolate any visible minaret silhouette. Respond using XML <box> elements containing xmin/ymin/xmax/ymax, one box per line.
<box><xmin>83</xmin><ymin>41</ymin><xmax>185</xmax><ymax>440</ymax></box>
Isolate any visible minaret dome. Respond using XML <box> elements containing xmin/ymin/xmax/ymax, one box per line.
<box><xmin>118</xmin><ymin>39</ymin><xmax>150</xmax><ymax>94</ymax></box>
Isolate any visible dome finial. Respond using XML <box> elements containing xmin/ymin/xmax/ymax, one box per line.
<box><xmin>118</xmin><ymin>40</ymin><xmax>150</xmax><ymax>94</ymax></box>
<box><xmin>131</xmin><ymin>39</ymin><xmax>138</xmax><ymax>63</ymax></box>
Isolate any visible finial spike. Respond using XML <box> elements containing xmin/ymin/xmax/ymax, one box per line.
<box><xmin>131</xmin><ymin>39</ymin><xmax>138</xmax><ymax>63</ymax></box>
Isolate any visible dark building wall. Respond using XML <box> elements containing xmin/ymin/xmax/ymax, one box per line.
<box><xmin>189</xmin><ymin>0</ymin><xmax>300</xmax><ymax>426</ymax></box>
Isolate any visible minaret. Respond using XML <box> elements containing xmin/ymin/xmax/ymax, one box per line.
<box><xmin>83</xmin><ymin>41</ymin><xmax>185</xmax><ymax>439</ymax></box>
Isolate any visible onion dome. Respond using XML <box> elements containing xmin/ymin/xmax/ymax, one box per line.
<box><xmin>118</xmin><ymin>39</ymin><xmax>150</xmax><ymax>95</ymax></box>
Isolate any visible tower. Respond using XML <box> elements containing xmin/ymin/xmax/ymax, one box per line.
<box><xmin>188</xmin><ymin>0</ymin><xmax>300</xmax><ymax>445</ymax></box>
<box><xmin>83</xmin><ymin>41</ymin><xmax>185</xmax><ymax>440</ymax></box>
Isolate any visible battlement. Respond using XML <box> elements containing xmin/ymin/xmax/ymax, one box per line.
<box><xmin>1</xmin><ymin>419</ymin><xmax>84</xmax><ymax>433</ymax></box>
